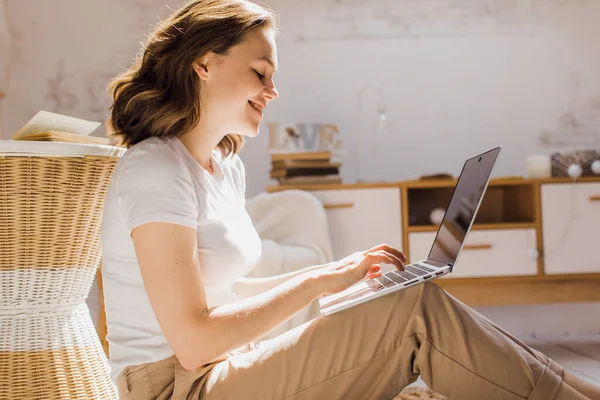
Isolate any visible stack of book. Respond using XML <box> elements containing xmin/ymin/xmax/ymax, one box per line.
<box><xmin>270</xmin><ymin>150</ymin><xmax>342</xmax><ymax>185</ymax></box>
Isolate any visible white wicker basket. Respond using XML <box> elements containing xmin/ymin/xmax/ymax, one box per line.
<box><xmin>0</xmin><ymin>140</ymin><xmax>125</xmax><ymax>399</ymax></box>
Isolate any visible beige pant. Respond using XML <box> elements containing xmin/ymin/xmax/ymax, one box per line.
<box><xmin>117</xmin><ymin>282</ymin><xmax>566</xmax><ymax>400</ymax></box>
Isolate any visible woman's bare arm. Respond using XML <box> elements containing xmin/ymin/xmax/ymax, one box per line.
<box><xmin>234</xmin><ymin>263</ymin><xmax>325</xmax><ymax>299</ymax></box>
<box><xmin>131</xmin><ymin>222</ymin><xmax>323</xmax><ymax>370</ymax></box>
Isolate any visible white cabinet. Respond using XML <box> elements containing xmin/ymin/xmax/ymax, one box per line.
<box><xmin>541</xmin><ymin>183</ymin><xmax>600</xmax><ymax>275</ymax></box>
<box><xmin>309</xmin><ymin>188</ymin><xmax>402</xmax><ymax>269</ymax></box>
<box><xmin>409</xmin><ymin>229</ymin><xmax>539</xmax><ymax>278</ymax></box>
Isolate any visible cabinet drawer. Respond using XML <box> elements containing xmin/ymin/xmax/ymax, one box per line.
<box><xmin>310</xmin><ymin>188</ymin><xmax>402</xmax><ymax>269</ymax></box>
<box><xmin>409</xmin><ymin>229</ymin><xmax>538</xmax><ymax>278</ymax></box>
<box><xmin>542</xmin><ymin>182</ymin><xmax>600</xmax><ymax>274</ymax></box>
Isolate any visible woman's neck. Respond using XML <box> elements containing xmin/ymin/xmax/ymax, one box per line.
<box><xmin>178</xmin><ymin>123</ymin><xmax>224</xmax><ymax>172</ymax></box>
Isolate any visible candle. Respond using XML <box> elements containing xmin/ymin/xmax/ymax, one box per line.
<box><xmin>526</xmin><ymin>155</ymin><xmax>551</xmax><ymax>178</ymax></box>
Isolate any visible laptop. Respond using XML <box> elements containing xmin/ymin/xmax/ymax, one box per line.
<box><xmin>318</xmin><ymin>146</ymin><xmax>502</xmax><ymax>316</ymax></box>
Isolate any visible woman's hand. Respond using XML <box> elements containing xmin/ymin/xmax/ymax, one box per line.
<box><xmin>314</xmin><ymin>243</ymin><xmax>407</xmax><ymax>296</ymax></box>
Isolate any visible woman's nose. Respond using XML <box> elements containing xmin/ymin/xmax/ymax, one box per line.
<box><xmin>264</xmin><ymin>85</ymin><xmax>279</xmax><ymax>101</ymax></box>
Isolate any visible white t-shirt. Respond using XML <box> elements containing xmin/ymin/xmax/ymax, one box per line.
<box><xmin>100</xmin><ymin>136</ymin><xmax>262</xmax><ymax>382</ymax></box>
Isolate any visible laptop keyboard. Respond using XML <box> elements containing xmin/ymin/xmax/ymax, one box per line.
<box><xmin>368</xmin><ymin>263</ymin><xmax>437</xmax><ymax>292</ymax></box>
<box><xmin>413</xmin><ymin>263</ymin><xmax>436</xmax><ymax>273</ymax></box>
<box><xmin>386</xmin><ymin>271</ymin><xmax>408</xmax><ymax>285</ymax></box>
<box><xmin>405</xmin><ymin>265</ymin><xmax>429</xmax><ymax>276</ymax></box>
<box><xmin>378</xmin><ymin>274</ymin><xmax>397</xmax><ymax>288</ymax></box>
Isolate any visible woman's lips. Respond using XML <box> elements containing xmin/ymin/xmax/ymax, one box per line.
<box><xmin>248</xmin><ymin>100</ymin><xmax>263</xmax><ymax>117</ymax></box>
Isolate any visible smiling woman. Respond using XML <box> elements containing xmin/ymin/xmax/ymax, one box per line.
<box><xmin>102</xmin><ymin>0</ymin><xmax>282</xmax><ymax>389</ymax></box>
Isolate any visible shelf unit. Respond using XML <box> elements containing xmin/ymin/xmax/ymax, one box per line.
<box><xmin>267</xmin><ymin>176</ymin><xmax>600</xmax><ymax>306</ymax></box>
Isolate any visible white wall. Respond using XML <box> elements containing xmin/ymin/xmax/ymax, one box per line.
<box><xmin>4</xmin><ymin>0</ymin><xmax>600</xmax><ymax>195</ymax></box>
<box><xmin>3</xmin><ymin>0</ymin><xmax>600</xmax><ymax>338</ymax></box>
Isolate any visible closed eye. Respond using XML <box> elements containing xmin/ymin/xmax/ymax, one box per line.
<box><xmin>254</xmin><ymin>70</ymin><xmax>265</xmax><ymax>80</ymax></box>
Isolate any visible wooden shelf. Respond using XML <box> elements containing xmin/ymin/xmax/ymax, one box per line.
<box><xmin>407</xmin><ymin>222</ymin><xmax>537</xmax><ymax>233</ymax></box>
<box><xmin>403</xmin><ymin>177</ymin><xmax>532</xmax><ymax>189</ymax></box>
<box><xmin>438</xmin><ymin>273</ymin><xmax>600</xmax><ymax>284</ymax></box>
<box><xmin>436</xmin><ymin>276</ymin><xmax>600</xmax><ymax>307</ymax></box>
<box><xmin>534</xmin><ymin>176</ymin><xmax>600</xmax><ymax>184</ymax></box>
<box><xmin>266</xmin><ymin>176</ymin><xmax>600</xmax><ymax>192</ymax></box>
<box><xmin>267</xmin><ymin>181</ymin><xmax>401</xmax><ymax>192</ymax></box>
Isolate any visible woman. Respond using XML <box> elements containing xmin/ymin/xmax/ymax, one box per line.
<box><xmin>101</xmin><ymin>1</ymin><xmax>600</xmax><ymax>399</ymax></box>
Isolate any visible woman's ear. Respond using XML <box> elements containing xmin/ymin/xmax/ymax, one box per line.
<box><xmin>193</xmin><ymin>52</ymin><xmax>220</xmax><ymax>81</ymax></box>
<box><xmin>193</xmin><ymin>59</ymin><xmax>209</xmax><ymax>81</ymax></box>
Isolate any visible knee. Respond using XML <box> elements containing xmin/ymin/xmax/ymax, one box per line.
<box><xmin>385</xmin><ymin>282</ymin><xmax>448</xmax><ymax>335</ymax></box>
<box><xmin>406</xmin><ymin>281</ymin><xmax>447</xmax><ymax>307</ymax></box>
<box><xmin>386</xmin><ymin>281</ymin><xmax>445</xmax><ymax>310</ymax></box>
<box><xmin>421</xmin><ymin>281</ymin><xmax>444</xmax><ymax>295</ymax></box>
<box><xmin>422</xmin><ymin>281</ymin><xmax>448</xmax><ymax>302</ymax></box>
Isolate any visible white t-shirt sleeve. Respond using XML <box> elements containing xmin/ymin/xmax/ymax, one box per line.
<box><xmin>116</xmin><ymin>144</ymin><xmax>198</xmax><ymax>234</ymax></box>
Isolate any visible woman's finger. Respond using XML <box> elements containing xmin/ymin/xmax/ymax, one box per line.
<box><xmin>381</xmin><ymin>246</ymin><xmax>407</xmax><ymax>264</ymax></box>
<box><xmin>387</xmin><ymin>251</ymin><xmax>406</xmax><ymax>271</ymax></box>
<box><xmin>366</xmin><ymin>243</ymin><xmax>407</xmax><ymax>263</ymax></box>
<box><xmin>372</xmin><ymin>250</ymin><xmax>405</xmax><ymax>271</ymax></box>
<box><xmin>361</xmin><ymin>269</ymin><xmax>382</xmax><ymax>282</ymax></box>
<box><xmin>360</xmin><ymin>253</ymin><xmax>395</xmax><ymax>275</ymax></box>
<box><xmin>366</xmin><ymin>269</ymin><xmax>382</xmax><ymax>277</ymax></box>
<box><xmin>386</xmin><ymin>247</ymin><xmax>407</xmax><ymax>263</ymax></box>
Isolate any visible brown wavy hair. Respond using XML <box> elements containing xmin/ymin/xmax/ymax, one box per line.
<box><xmin>107</xmin><ymin>0</ymin><xmax>277</xmax><ymax>157</ymax></box>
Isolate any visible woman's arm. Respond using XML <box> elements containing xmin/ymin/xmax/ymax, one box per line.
<box><xmin>235</xmin><ymin>242</ymin><xmax>328</xmax><ymax>299</ymax></box>
<box><xmin>132</xmin><ymin>221</ymin><xmax>324</xmax><ymax>370</ymax></box>
<box><xmin>234</xmin><ymin>263</ymin><xmax>325</xmax><ymax>299</ymax></box>
<box><xmin>132</xmin><ymin>221</ymin><xmax>404</xmax><ymax>371</ymax></box>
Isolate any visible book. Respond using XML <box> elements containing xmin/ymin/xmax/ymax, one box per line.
<box><xmin>278</xmin><ymin>175</ymin><xmax>342</xmax><ymax>185</ymax></box>
<box><xmin>15</xmin><ymin>131</ymin><xmax>110</xmax><ymax>145</ymax></box>
<box><xmin>271</xmin><ymin>160</ymin><xmax>342</xmax><ymax>169</ymax></box>
<box><xmin>270</xmin><ymin>166</ymin><xmax>340</xmax><ymax>179</ymax></box>
<box><xmin>13</xmin><ymin>111</ymin><xmax>101</xmax><ymax>140</ymax></box>
<box><xmin>270</xmin><ymin>150</ymin><xmax>332</xmax><ymax>162</ymax></box>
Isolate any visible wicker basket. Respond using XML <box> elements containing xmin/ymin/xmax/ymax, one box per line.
<box><xmin>0</xmin><ymin>140</ymin><xmax>125</xmax><ymax>399</ymax></box>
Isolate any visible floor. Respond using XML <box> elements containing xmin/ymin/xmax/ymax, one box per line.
<box><xmin>526</xmin><ymin>334</ymin><xmax>600</xmax><ymax>387</ymax></box>
<box><xmin>406</xmin><ymin>334</ymin><xmax>600</xmax><ymax>390</ymax></box>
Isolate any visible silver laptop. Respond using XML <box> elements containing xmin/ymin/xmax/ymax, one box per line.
<box><xmin>319</xmin><ymin>146</ymin><xmax>502</xmax><ymax>316</ymax></box>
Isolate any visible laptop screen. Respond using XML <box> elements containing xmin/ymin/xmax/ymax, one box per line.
<box><xmin>427</xmin><ymin>147</ymin><xmax>501</xmax><ymax>266</ymax></box>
